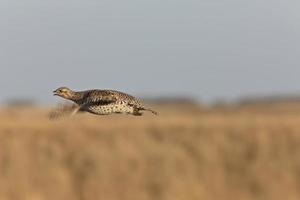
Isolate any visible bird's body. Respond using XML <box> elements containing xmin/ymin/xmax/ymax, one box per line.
<box><xmin>74</xmin><ymin>89</ymin><xmax>143</xmax><ymax>115</ymax></box>
<box><xmin>52</xmin><ymin>87</ymin><xmax>157</xmax><ymax>117</ymax></box>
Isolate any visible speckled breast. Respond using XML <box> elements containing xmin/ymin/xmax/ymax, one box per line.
<box><xmin>87</xmin><ymin>103</ymin><xmax>134</xmax><ymax>115</ymax></box>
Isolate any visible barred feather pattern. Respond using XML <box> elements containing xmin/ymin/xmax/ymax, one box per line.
<box><xmin>52</xmin><ymin>87</ymin><xmax>158</xmax><ymax>117</ymax></box>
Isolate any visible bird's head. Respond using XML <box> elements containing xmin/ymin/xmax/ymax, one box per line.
<box><xmin>53</xmin><ymin>87</ymin><xmax>74</xmax><ymax>99</ymax></box>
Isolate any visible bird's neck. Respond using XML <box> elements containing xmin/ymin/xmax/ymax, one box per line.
<box><xmin>69</xmin><ymin>91</ymin><xmax>84</xmax><ymax>104</ymax></box>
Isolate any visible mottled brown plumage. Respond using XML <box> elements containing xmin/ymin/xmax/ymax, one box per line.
<box><xmin>52</xmin><ymin>87</ymin><xmax>157</xmax><ymax>117</ymax></box>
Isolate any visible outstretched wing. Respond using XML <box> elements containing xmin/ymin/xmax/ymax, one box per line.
<box><xmin>49</xmin><ymin>102</ymin><xmax>80</xmax><ymax>120</ymax></box>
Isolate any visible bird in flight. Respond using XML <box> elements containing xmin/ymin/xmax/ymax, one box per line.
<box><xmin>50</xmin><ymin>87</ymin><xmax>157</xmax><ymax>119</ymax></box>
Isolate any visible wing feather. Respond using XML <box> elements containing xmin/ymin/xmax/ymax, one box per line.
<box><xmin>85</xmin><ymin>90</ymin><xmax>118</xmax><ymax>105</ymax></box>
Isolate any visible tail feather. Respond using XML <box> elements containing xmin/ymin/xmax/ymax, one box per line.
<box><xmin>143</xmin><ymin>108</ymin><xmax>158</xmax><ymax>115</ymax></box>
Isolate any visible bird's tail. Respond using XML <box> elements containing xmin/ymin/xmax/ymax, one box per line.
<box><xmin>142</xmin><ymin>107</ymin><xmax>158</xmax><ymax>115</ymax></box>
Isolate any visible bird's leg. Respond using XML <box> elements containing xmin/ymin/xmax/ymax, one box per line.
<box><xmin>133</xmin><ymin>107</ymin><xmax>143</xmax><ymax>116</ymax></box>
<box><xmin>70</xmin><ymin>105</ymin><xmax>81</xmax><ymax>116</ymax></box>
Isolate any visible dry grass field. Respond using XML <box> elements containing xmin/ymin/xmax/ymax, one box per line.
<box><xmin>1</xmin><ymin>103</ymin><xmax>300</xmax><ymax>200</ymax></box>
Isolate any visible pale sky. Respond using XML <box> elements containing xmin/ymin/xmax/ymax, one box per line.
<box><xmin>1</xmin><ymin>0</ymin><xmax>300</xmax><ymax>103</ymax></box>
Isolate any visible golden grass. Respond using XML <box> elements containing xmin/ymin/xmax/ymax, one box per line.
<box><xmin>0</xmin><ymin>104</ymin><xmax>300</xmax><ymax>200</ymax></box>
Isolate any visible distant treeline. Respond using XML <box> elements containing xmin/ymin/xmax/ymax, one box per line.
<box><xmin>143</xmin><ymin>96</ymin><xmax>199</xmax><ymax>105</ymax></box>
<box><xmin>4</xmin><ymin>98</ymin><xmax>36</xmax><ymax>106</ymax></box>
<box><xmin>237</xmin><ymin>95</ymin><xmax>300</xmax><ymax>106</ymax></box>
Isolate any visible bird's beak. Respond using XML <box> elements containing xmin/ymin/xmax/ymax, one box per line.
<box><xmin>53</xmin><ymin>90</ymin><xmax>58</xmax><ymax>96</ymax></box>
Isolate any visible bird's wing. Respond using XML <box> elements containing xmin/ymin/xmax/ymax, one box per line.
<box><xmin>85</xmin><ymin>90</ymin><xmax>119</xmax><ymax>105</ymax></box>
<box><xmin>49</xmin><ymin>102</ymin><xmax>81</xmax><ymax>120</ymax></box>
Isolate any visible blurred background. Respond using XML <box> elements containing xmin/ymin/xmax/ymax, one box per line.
<box><xmin>1</xmin><ymin>0</ymin><xmax>300</xmax><ymax>200</ymax></box>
